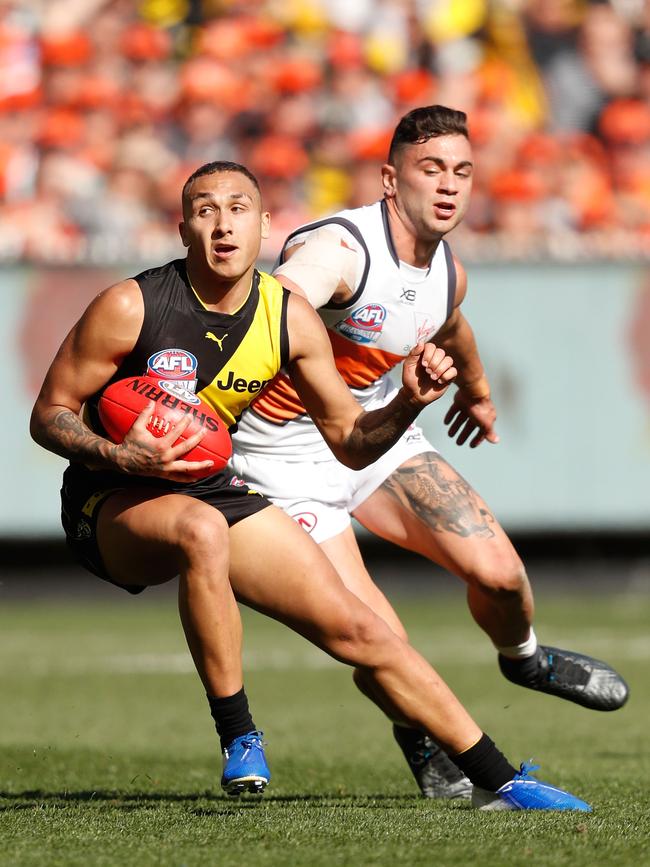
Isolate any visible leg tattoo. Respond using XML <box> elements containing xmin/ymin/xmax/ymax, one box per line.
<box><xmin>380</xmin><ymin>453</ymin><xmax>496</xmax><ymax>538</ymax></box>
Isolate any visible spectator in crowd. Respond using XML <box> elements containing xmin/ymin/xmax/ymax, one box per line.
<box><xmin>1</xmin><ymin>0</ymin><xmax>648</xmax><ymax>263</ymax></box>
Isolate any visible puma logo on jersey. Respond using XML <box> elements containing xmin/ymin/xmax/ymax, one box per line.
<box><xmin>205</xmin><ymin>331</ymin><xmax>228</xmax><ymax>350</ymax></box>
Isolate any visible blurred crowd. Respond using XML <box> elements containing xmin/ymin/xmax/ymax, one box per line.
<box><xmin>1</xmin><ymin>0</ymin><xmax>649</xmax><ymax>264</ymax></box>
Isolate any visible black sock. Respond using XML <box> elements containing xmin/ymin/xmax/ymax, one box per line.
<box><xmin>449</xmin><ymin>733</ymin><xmax>517</xmax><ymax>791</ymax></box>
<box><xmin>207</xmin><ymin>688</ymin><xmax>255</xmax><ymax>750</ymax></box>
<box><xmin>499</xmin><ymin>649</ymin><xmax>542</xmax><ymax>683</ymax></box>
<box><xmin>392</xmin><ymin>723</ymin><xmax>427</xmax><ymax>756</ymax></box>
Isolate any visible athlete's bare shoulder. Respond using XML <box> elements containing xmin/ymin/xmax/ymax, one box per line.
<box><xmin>75</xmin><ymin>278</ymin><xmax>143</xmax><ymax>344</ymax></box>
<box><xmin>89</xmin><ymin>278</ymin><xmax>143</xmax><ymax>322</ymax></box>
<box><xmin>274</xmin><ymin>224</ymin><xmax>359</xmax><ymax>308</ymax></box>
<box><xmin>63</xmin><ymin>278</ymin><xmax>144</xmax><ymax>371</ymax></box>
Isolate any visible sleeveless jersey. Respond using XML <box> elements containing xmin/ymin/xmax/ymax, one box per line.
<box><xmin>232</xmin><ymin>200</ymin><xmax>456</xmax><ymax>459</ymax></box>
<box><xmin>83</xmin><ymin>258</ymin><xmax>289</xmax><ymax>491</ymax></box>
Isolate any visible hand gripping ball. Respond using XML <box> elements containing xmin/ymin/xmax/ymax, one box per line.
<box><xmin>98</xmin><ymin>376</ymin><xmax>231</xmax><ymax>479</ymax></box>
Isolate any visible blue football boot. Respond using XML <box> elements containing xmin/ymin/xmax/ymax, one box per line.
<box><xmin>472</xmin><ymin>763</ymin><xmax>592</xmax><ymax>811</ymax></box>
<box><xmin>221</xmin><ymin>731</ymin><xmax>270</xmax><ymax>796</ymax></box>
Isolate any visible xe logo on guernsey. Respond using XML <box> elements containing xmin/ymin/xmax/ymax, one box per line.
<box><xmin>147</xmin><ymin>348</ymin><xmax>198</xmax><ymax>391</ymax></box>
<box><xmin>337</xmin><ymin>304</ymin><xmax>387</xmax><ymax>345</ymax></box>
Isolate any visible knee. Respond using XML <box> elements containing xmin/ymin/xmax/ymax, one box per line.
<box><xmin>329</xmin><ymin>608</ymin><xmax>394</xmax><ymax>664</ymax></box>
<box><xmin>173</xmin><ymin>503</ymin><xmax>229</xmax><ymax>563</ymax></box>
<box><xmin>468</xmin><ymin>555</ymin><xmax>528</xmax><ymax>599</ymax></box>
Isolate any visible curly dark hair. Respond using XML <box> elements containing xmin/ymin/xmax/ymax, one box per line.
<box><xmin>388</xmin><ymin>105</ymin><xmax>469</xmax><ymax>163</ymax></box>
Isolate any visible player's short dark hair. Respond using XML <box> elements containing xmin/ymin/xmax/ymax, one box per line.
<box><xmin>182</xmin><ymin>161</ymin><xmax>261</xmax><ymax>201</ymax></box>
<box><xmin>388</xmin><ymin>106</ymin><xmax>469</xmax><ymax>163</ymax></box>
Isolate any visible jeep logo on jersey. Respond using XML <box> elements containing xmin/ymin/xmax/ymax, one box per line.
<box><xmin>147</xmin><ymin>348</ymin><xmax>198</xmax><ymax>384</ymax></box>
<box><xmin>214</xmin><ymin>370</ymin><xmax>271</xmax><ymax>394</ymax></box>
<box><xmin>337</xmin><ymin>304</ymin><xmax>387</xmax><ymax>345</ymax></box>
<box><xmin>157</xmin><ymin>380</ymin><xmax>201</xmax><ymax>405</ymax></box>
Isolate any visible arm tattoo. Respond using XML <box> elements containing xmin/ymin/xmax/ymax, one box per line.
<box><xmin>49</xmin><ymin>409</ymin><xmax>119</xmax><ymax>466</ymax></box>
<box><xmin>345</xmin><ymin>394</ymin><xmax>420</xmax><ymax>468</ymax></box>
<box><xmin>380</xmin><ymin>452</ymin><xmax>495</xmax><ymax>538</ymax></box>
<box><xmin>46</xmin><ymin>409</ymin><xmax>158</xmax><ymax>475</ymax></box>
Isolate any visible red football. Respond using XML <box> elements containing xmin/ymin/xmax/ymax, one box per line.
<box><xmin>98</xmin><ymin>376</ymin><xmax>231</xmax><ymax>479</ymax></box>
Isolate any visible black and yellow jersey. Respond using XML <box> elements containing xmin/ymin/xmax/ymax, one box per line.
<box><xmin>74</xmin><ymin>259</ymin><xmax>289</xmax><ymax>497</ymax></box>
<box><xmin>86</xmin><ymin>258</ymin><xmax>290</xmax><ymax>435</ymax></box>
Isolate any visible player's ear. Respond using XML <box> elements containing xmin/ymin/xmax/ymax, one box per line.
<box><xmin>261</xmin><ymin>210</ymin><xmax>270</xmax><ymax>240</ymax></box>
<box><xmin>179</xmin><ymin>221</ymin><xmax>189</xmax><ymax>247</ymax></box>
<box><xmin>381</xmin><ymin>163</ymin><xmax>397</xmax><ymax>197</ymax></box>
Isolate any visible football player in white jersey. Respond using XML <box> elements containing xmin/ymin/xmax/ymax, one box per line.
<box><xmin>231</xmin><ymin>106</ymin><xmax>628</xmax><ymax>799</ymax></box>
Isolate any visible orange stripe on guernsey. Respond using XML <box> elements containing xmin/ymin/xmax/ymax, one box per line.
<box><xmin>251</xmin><ymin>372</ymin><xmax>305</xmax><ymax>423</ymax></box>
<box><xmin>327</xmin><ymin>329</ymin><xmax>403</xmax><ymax>388</ymax></box>
<box><xmin>251</xmin><ymin>328</ymin><xmax>403</xmax><ymax>424</ymax></box>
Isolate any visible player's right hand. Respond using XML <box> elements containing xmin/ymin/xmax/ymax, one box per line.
<box><xmin>401</xmin><ymin>342</ymin><xmax>457</xmax><ymax>407</ymax></box>
<box><xmin>114</xmin><ymin>402</ymin><xmax>214</xmax><ymax>482</ymax></box>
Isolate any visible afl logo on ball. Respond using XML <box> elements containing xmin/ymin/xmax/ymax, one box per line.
<box><xmin>147</xmin><ymin>348</ymin><xmax>198</xmax><ymax>386</ymax></box>
<box><xmin>157</xmin><ymin>380</ymin><xmax>201</xmax><ymax>405</ymax></box>
<box><xmin>337</xmin><ymin>304</ymin><xmax>386</xmax><ymax>345</ymax></box>
<box><xmin>292</xmin><ymin>512</ymin><xmax>318</xmax><ymax>533</ymax></box>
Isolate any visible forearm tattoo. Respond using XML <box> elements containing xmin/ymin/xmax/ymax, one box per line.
<box><xmin>47</xmin><ymin>409</ymin><xmax>119</xmax><ymax>467</ymax></box>
<box><xmin>348</xmin><ymin>397</ymin><xmax>419</xmax><ymax>465</ymax></box>
<box><xmin>381</xmin><ymin>452</ymin><xmax>495</xmax><ymax>538</ymax></box>
<box><xmin>49</xmin><ymin>409</ymin><xmax>182</xmax><ymax>477</ymax></box>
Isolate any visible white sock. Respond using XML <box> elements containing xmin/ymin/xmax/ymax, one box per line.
<box><xmin>496</xmin><ymin>627</ymin><xmax>538</xmax><ymax>660</ymax></box>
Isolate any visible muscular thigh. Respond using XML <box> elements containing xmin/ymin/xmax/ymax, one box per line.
<box><xmin>227</xmin><ymin>506</ymin><xmax>385</xmax><ymax>649</ymax></box>
<box><xmin>353</xmin><ymin>451</ymin><xmax>521</xmax><ymax>581</ymax></box>
<box><xmin>97</xmin><ymin>490</ymin><xmax>216</xmax><ymax>587</ymax></box>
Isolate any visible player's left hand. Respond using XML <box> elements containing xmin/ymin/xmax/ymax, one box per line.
<box><xmin>444</xmin><ymin>390</ymin><xmax>499</xmax><ymax>448</ymax></box>
<box><xmin>401</xmin><ymin>342</ymin><xmax>457</xmax><ymax>407</ymax></box>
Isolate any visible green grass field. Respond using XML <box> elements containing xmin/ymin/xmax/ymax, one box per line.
<box><xmin>0</xmin><ymin>582</ymin><xmax>647</xmax><ymax>867</ymax></box>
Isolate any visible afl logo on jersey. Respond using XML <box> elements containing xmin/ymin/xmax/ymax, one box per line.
<box><xmin>337</xmin><ymin>304</ymin><xmax>387</xmax><ymax>345</ymax></box>
<box><xmin>147</xmin><ymin>348</ymin><xmax>198</xmax><ymax>388</ymax></box>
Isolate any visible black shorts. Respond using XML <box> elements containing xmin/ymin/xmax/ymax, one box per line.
<box><xmin>60</xmin><ymin>463</ymin><xmax>271</xmax><ymax>594</ymax></box>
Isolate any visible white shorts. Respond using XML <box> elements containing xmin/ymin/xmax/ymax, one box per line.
<box><xmin>230</xmin><ymin>422</ymin><xmax>435</xmax><ymax>543</ymax></box>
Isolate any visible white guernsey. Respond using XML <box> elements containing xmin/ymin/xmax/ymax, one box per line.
<box><xmin>231</xmin><ymin>200</ymin><xmax>455</xmax><ymax>541</ymax></box>
<box><xmin>230</xmin><ymin>105</ymin><xmax>628</xmax><ymax>802</ymax></box>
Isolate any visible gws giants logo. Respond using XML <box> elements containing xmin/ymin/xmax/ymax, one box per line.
<box><xmin>292</xmin><ymin>512</ymin><xmax>318</xmax><ymax>534</ymax></box>
<box><xmin>147</xmin><ymin>348</ymin><xmax>198</xmax><ymax>390</ymax></box>
<box><xmin>337</xmin><ymin>304</ymin><xmax>387</xmax><ymax>345</ymax></box>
